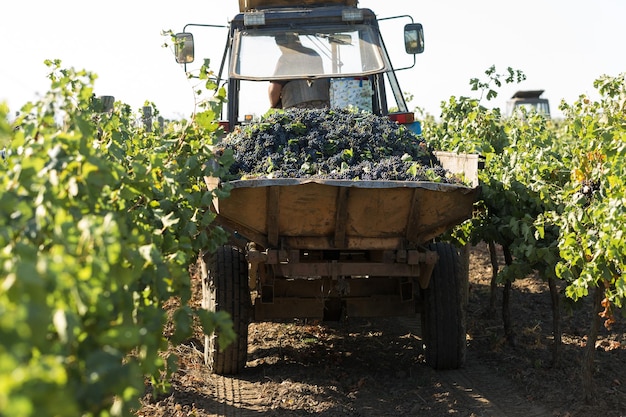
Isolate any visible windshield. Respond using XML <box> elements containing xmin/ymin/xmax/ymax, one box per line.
<box><xmin>507</xmin><ymin>100</ymin><xmax>551</xmax><ymax>118</ymax></box>
<box><xmin>230</xmin><ymin>25</ymin><xmax>388</xmax><ymax>80</ymax></box>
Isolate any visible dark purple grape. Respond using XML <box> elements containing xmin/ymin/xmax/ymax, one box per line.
<box><xmin>219</xmin><ymin>108</ymin><xmax>457</xmax><ymax>183</ymax></box>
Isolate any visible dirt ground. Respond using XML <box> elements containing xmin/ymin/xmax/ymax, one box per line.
<box><xmin>137</xmin><ymin>242</ymin><xmax>626</xmax><ymax>417</ymax></box>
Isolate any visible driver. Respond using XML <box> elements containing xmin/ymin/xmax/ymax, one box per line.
<box><xmin>268</xmin><ymin>33</ymin><xmax>330</xmax><ymax>109</ymax></box>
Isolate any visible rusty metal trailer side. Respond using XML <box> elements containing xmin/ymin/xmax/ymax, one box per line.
<box><xmin>206</xmin><ymin>177</ymin><xmax>479</xmax><ymax>251</ymax></box>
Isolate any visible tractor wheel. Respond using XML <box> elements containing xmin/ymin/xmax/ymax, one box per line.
<box><xmin>421</xmin><ymin>241</ymin><xmax>466</xmax><ymax>370</ymax></box>
<box><xmin>201</xmin><ymin>245</ymin><xmax>250</xmax><ymax>375</ymax></box>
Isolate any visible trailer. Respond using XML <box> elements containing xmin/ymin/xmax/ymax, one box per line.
<box><xmin>200</xmin><ymin>153</ymin><xmax>480</xmax><ymax>374</ymax></box>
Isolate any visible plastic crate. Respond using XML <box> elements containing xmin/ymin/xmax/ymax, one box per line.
<box><xmin>239</xmin><ymin>0</ymin><xmax>357</xmax><ymax>12</ymax></box>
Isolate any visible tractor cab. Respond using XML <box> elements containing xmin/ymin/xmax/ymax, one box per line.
<box><xmin>174</xmin><ymin>2</ymin><xmax>424</xmax><ymax>132</ymax></box>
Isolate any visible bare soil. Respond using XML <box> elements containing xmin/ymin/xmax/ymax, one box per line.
<box><xmin>137</xmin><ymin>242</ymin><xmax>626</xmax><ymax>417</ymax></box>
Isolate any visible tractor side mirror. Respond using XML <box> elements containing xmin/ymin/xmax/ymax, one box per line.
<box><xmin>404</xmin><ymin>23</ymin><xmax>424</xmax><ymax>55</ymax></box>
<box><xmin>328</xmin><ymin>34</ymin><xmax>353</xmax><ymax>45</ymax></box>
<box><xmin>174</xmin><ymin>32</ymin><xmax>195</xmax><ymax>64</ymax></box>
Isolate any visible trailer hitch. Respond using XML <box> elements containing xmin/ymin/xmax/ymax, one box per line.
<box><xmin>417</xmin><ymin>250</ymin><xmax>439</xmax><ymax>289</ymax></box>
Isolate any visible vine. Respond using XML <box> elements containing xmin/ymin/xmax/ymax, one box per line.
<box><xmin>428</xmin><ymin>67</ymin><xmax>625</xmax><ymax>400</ymax></box>
<box><xmin>550</xmin><ymin>74</ymin><xmax>626</xmax><ymax>402</ymax></box>
<box><xmin>0</xmin><ymin>60</ymin><xmax>233</xmax><ymax>416</ymax></box>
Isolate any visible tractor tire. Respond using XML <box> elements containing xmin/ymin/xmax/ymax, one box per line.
<box><xmin>421</xmin><ymin>241</ymin><xmax>467</xmax><ymax>370</ymax></box>
<box><xmin>201</xmin><ymin>245</ymin><xmax>250</xmax><ymax>375</ymax></box>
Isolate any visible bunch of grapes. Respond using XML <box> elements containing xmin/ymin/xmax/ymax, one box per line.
<box><xmin>220</xmin><ymin>108</ymin><xmax>456</xmax><ymax>183</ymax></box>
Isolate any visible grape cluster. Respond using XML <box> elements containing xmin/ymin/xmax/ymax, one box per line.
<box><xmin>220</xmin><ymin>108</ymin><xmax>456</xmax><ymax>183</ymax></box>
<box><xmin>580</xmin><ymin>179</ymin><xmax>601</xmax><ymax>197</ymax></box>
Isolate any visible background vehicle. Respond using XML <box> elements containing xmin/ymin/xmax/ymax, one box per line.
<box><xmin>506</xmin><ymin>89</ymin><xmax>551</xmax><ymax>119</ymax></box>
<box><xmin>174</xmin><ymin>0</ymin><xmax>480</xmax><ymax>375</ymax></box>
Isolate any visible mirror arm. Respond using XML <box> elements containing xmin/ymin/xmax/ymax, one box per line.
<box><xmin>393</xmin><ymin>54</ymin><xmax>417</xmax><ymax>72</ymax></box>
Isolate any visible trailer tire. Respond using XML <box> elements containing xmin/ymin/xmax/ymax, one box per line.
<box><xmin>421</xmin><ymin>242</ymin><xmax>466</xmax><ymax>370</ymax></box>
<box><xmin>201</xmin><ymin>245</ymin><xmax>250</xmax><ymax>375</ymax></box>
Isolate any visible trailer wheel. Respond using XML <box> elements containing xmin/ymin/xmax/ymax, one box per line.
<box><xmin>421</xmin><ymin>242</ymin><xmax>466</xmax><ymax>370</ymax></box>
<box><xmin>201</xmin><ymin>245</ymin><xmax>250</xmax><ymax>375</ymax></box>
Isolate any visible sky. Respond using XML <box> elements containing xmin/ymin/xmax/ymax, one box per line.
<box><xmin>1</xmin><ymin>0</ymin><xmax>625</xmax><ymax>121</ymax></box>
